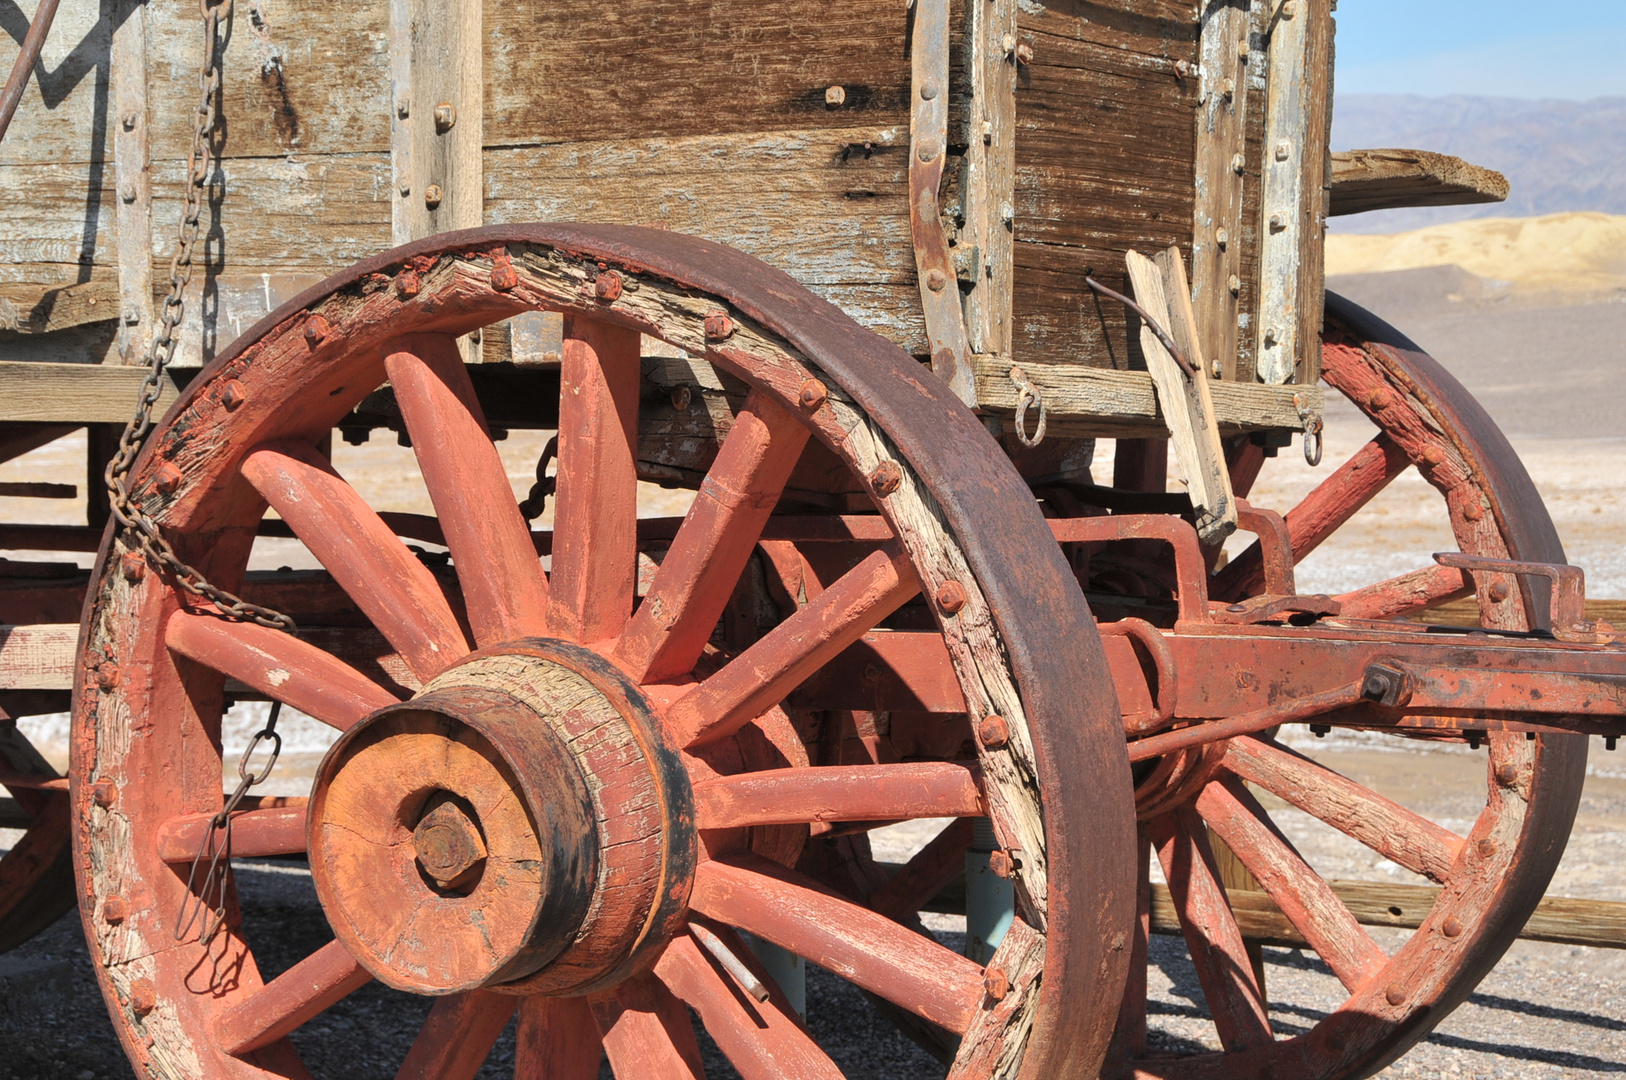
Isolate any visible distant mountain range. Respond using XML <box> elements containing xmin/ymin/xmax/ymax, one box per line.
<box><xmin>1330</xmin><ymin>95</ymin><xmax>1626</xmax><ymax>233</ymax></box>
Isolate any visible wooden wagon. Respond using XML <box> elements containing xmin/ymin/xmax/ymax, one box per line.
<box><xmin>0</xmin><ymin>1</ymin><xmax>1619</xmax><ymax>1078</ymax></box>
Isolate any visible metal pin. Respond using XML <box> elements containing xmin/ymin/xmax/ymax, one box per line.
<box><xmin>690</xmin><ymin>923</ymin><xmax>771</xmax><ymax>1002</ymax></box>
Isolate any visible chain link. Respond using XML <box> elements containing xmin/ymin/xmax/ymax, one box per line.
<box><xmin>102</xmin><ymin>0</ymin><xmax>293</xmax><ymax>633</ymax></box>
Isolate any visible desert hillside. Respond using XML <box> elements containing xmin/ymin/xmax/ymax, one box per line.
<box><xmin>1325</xmin><ymin>211</ymin><xmax>1626</xmax><ymax>298</ymax></box>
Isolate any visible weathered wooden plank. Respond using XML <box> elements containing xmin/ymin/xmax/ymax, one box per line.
<box><xmin>959</xmin><ymin>0</ymin><xmax>1018</xmax><ymax>360</ymax></box>
<box><xmin>1255</xmin><ymin>0</ymin><xmax>1333</xmax><ymax>386</ymax></box>
<box><xmin>112</xmin><ymin>0</ymin><xmax>153</xmax><ymax>364</ymax></box>
<box><xmin>392</xmin><ymin>0</ymin><xmax>482</xmax><ymax>245</ymax></box>
<box><xmin>1011</xmin><ymin>2</ymin><xmax>1197</xmax><ymax>370</ymax></box>
<box><xmin>1329</xmin><ymin>149</ymin><xmax>1510</xmax><ymax>217</ymax></box>
<box><xmin>0</xmin><ymin>280</ymin><xmax>119</xmax><ymax>334</ymax></box>
<box><xmin>0</xmin><ymin>0</ymin><xmax>111</xmax><ymax>168</ymax></box>
<box><xmin>0</xmin><ymin>360</ymin><xmax>181</xmax><ymax>423</ymax></box>
<box><xmin>1190</xmin><ymin>0</ymin><xmax>1252</xmax><ymax>382</ymax></box>
<box><xmin>482</xmin><ymin>0</ymin><xmax>918</xmax><ymax>147</ymax></box>
<box><xmin>973</xmin><ymin>356</ymin><xmax>1320</xmax><ymax>439</ymax></box>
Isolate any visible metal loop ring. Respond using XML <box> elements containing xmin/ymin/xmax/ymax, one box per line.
<box><xmin>1295</xmin><ymin>392</ymin><xmax>1324</xmax><ymax>466</ymax></box>
<box><xmin>1009</xmin><ymin>365</ymin><xmax>1047</xmax><ymax>448</ymax></box>
<box><xmin>238</xmin><ymin>728</ymin><xmax>282</xmax><ymax>785</ymax></box>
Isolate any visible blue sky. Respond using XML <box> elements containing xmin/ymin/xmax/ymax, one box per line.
<box><xmin>1335</xmin><ymin>0</ymin><xmax>1626</xmax><ymax>99</ymax></box>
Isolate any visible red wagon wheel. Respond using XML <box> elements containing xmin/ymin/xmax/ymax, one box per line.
<box><xmin>71</xmin><ymin>226</ymin><xmax>1136</xmax><ymax>1079</ymax></box>
<box><xmin>0</xmin><ymin>720</ymin><xmax>73</xmax><ymax>953</ymax></box>
<box><xmin>1099</xmin><ymin>295</ymin><xmax>1588</xmax><ymax>1078</ymax></box>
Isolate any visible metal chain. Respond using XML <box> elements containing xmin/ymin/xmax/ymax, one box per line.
<box><xmin>102</xmin><ymin>0</ymin><xmax>293</xmax><ymax>635</ymax></box>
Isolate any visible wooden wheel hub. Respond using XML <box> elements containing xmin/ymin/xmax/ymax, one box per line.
<box><xmin>308</xmin><ymin>639</ymin><xmax>695</xmax><ymax>996</ymax></box>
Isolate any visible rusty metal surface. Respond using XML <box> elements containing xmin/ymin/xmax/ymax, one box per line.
<box><xmin>0</xmin><ymin>0</ymin><xmax>62</xmax><ymax>145</ymax></box>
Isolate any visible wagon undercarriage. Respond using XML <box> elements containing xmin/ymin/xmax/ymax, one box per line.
<box><xmin>0</xmin><ymin>1</ymin><xmax>1622</xmax><ymax>1079</ymax></box>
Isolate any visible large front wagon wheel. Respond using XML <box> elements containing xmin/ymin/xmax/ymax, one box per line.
<box><xmin>71</xmin><ymin>226</ymin><xmax>1136</xmax><ymax>1080</ymax></box>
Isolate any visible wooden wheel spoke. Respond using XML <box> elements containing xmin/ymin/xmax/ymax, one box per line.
<box><xmin>867</xmin><ymin>816</ymin><xmax>976</xmax><ymax>921</ymax></box>
<box><xmin>690</xmin><ymin>853</ymin><xmax>984</xmax><ymax>1034</ymax></box>
<box><xmin>165</xmin><ymin>611</ymin><xmax>399</xmax><ymax>731</ymax></box>
<box><xmin>394</xmin><ymin>990</ymin><xmax>518</xmax><ymax>1080</ymax></box>
<box><xmin>241</xmin><ymin>443</ymin><xmax>468</xmax><ymax>680</ymax></box>
<box><xmin>1198</xmin><ymin>775</ymin><xmax>1388</xmax><ymax>991</ymax></box>
<box><xmin>592</xmin><ymin>973</ymin><xmax>706</xmax><ymax>1080</ymax></box>
<box><xmin>386</xmin><ymin>337</ymin><xmax>550</xmax><ymax>646</ymax></box>
<box><xmin>549</xmin><ymin>316</ymin><xmax>642</xmax><ymax>645</ymax></box>
<box><xmin>1334</xmin><ymin>562</ymin><xmax>1471</xmax><ymax>621</ymax></box>
<box><xmin>1215</xmin><ymin>434</ymin><xmax>1410</xmax><ymax>600</ymax></box>
<box><xmin>213</xmin><ymin>940</ymin><xmax>372</xmax><ymax>1056</ymax></box>
<box><xmin>1150</xmin><ymin>808</ymin><xmax>1272</xmax><ymax>1053</ymax></box>
<box><xmin>668</xmin><ymin>545</ymin><xmax>920</xmax><ymax>747</ymax></box>
<box><xmin>693</xmin><ymin>762</ymin><xmax>983</xmax><ymax>830</ymax></box>
<box><xmin>616</xmin><ymin>389</ymin><xmax>810</xmax><ymax>683</ymax></box>
<box><xmin>656</xmin><ymin>925</ymin><xmax>843</xmax><ymax>1080</ymax></box>
<box><xmin>1224</xmin><ymin>735</ymin><xmax>1463</xmax><ymax>883</ymax></box>
<box><xmin>514</xmin><ymin>996</ymin><xmax>603</xmax><ymax>1080</ymax></box>
<box><xmin>156</xmin><ymin>805</ymin><xmax>307</xmax><ymax>863</ymax></box>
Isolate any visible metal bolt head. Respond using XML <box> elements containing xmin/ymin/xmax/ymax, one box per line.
<box><xmin>95</xmin><ymin>662</ymin><xmax>121</xmax><ymax>690</ymax></box>
<box><xmin>1422</xmin><ymin>445</ymin><xmax>1446</xmax><ymax>467</ymax></box>
<box><xmin>490</xmin><ymin>261</ymin><xmax>519</xmax><ymax>292</ymax></box>
<box><xmin>594</xmin><ymin>271</ymin><xmax>624</xmax><ymax>302</ymax></box>
<box><xmin>1227</xmin><ymin>274</ymin><xmax>1241</xmax><ymax>295</ymax></box>
<box><xmin>91</xmin><ymin>778</ymin><xmax>118</xmax><ymax>808</ymax></box>
<box><xmin>103</xmin><ymin>896</ymin><xmax>129</xmax><ymax>924</ymax></box>
<box><xmin>120</xmin><ymin>553</ymin><xmax>146</xmax><ymax>582</ymax></box>
<box><xmin>1263</xmin><ymin>325</ymin><xmax>1280</xmax><ymax>346</ymax></box>
<box><xmin>424</xmin><ymin>184</ymin><xmax>444</xmax><ymax>209</ymax></box>
<box><xmin>396</xmin><ymin>97</ymin><xmax>410</xmax><ymax>119</ymax></box>
<box><xmin>1276</xmin><ymin>142</ymin><xmax>1291</xmax><ymax>162</ymax></box>
<box><xmin>153</xmin><ymin>462</ymin><xmax>183</xmax><ymax>496</ymax></box>
<box><xmin>219</xmin><ymin>379</ymin><xmax>248</xmax><ymax>412</ymax></box>
<box><xmin>1231</xmin><ymin>152</ymin><xmax>1246</xmax><ymax>174</ymax></box>
<box><xmin>988</xmin><ymin>849</ymin><xmax>1014</xmax><ymax>878</ymax></box>
<box><xmin>1215</xmin><ymin>227</ymin><xmax>1229</xmax><ymax>248</ymax></box>
<box><xmin>917</xmin><ymin>138</ymin><xmax>942</xmax><ymax>162</ymax></box>
<box><xmin>1174</xmin><ymin>59</ymin><xmax>1190</xmax><ymax>78</ymax></box>
<box><xmin>413</xmin><ymin>801</ymin><xmax>488</xmax><ymax>890</ymax></box>
<box><xmin>1495</xmin><ymin>762</ymin><xmax>1518</xmax><ymax>786</ymax></box>
<box><xmin>670</xmin><ymin>384</ymin><xmax>692</xmax><ymax>411</ymax></box>
<box><xmin>1014</xmin><ymin>42</ymin><xmax>1033</xmax><ymax>65</ymax></box>
<box><xmin>1000</xmin><ymin>202</ymin><xmax>1015</xmax><ymax>226</ymax></box>
<box><xmin>123</xmin><ymin>306</ymin><xmax>141</xmax><ymax>326</ymax></box>
<box><xmin>1269</xmin><ymin>212</ymin><xmax>1286</xmax><ymax>232</ymax></box>
<box><xmin>398</xmin><ymin>180</ymin><xmax>411</xmax><ymax>197</ymax></box>
<box><xmin>433</xmin><ymin>101</ymin><xmax>457</xmax><ymax>132</ymax></box>
<box><xmin>1461</xmin><ymin>500</ymin><xmax>1484</xmax><ymax>522</ymax></box>
<box><xmin>1237</xmin><ymin>39</ymin><xmax>1250</xmax><ymax>60</ymax></box>
<box><xmin>1223</xmin><ymin>78</ymin><xmax>1236</xmax><ymax>100</ymax></box>
<box><xmin>304</xmin><ymin>314</ymin><xmax>331</xmax><ymax>348</ymax></box>
<box><xmin>122</xmin><ymin>111</ymin><xmax>139</xmax><ymax>131</ymax></box>
<box><xmin>797</xmin><ymin>379</ymin><xmax>827</xmax><ymax>410</ymax></box>
<box><xmin>825</xmin><ymin>85</ymin><xmax>846</xmax><ymax>107</ymax></box>
<box><xmin>396</xmin><ymin>270</ymin><xmax>422</xmax><ymax>299</ymax></box>
<box><xmin>1441</xmin><ymin>915</ymin><xmax>1464</xmax><ymax>938</ymax></box>
<box><xmin>925</xmin><ymin>268</ymin><xmax>948</xmax><ymax>293</ymax></box>
<box><xmin>1002</xmin><ymin>32</ymin><xmax>1016</xmax><ymax>54</ymax></box>
<box><xmin>1475</xmin><ymin>837</ymin><xmax>1497</xmax><ymax>859</ymax></box>
<box><xmin>128</xmin><ymin>978</ymin><xmax>157</xmax><ymax>1017</ymax></box>
<box><xmin>920</xmin><ymin>79</ymin><xmax>941</xmax><ymax>101</ymax></box>
<box><xmin>935</xmin><ymin>580</ymin><xmax>969</xmax><ymax>615</ymax></box>
<box><xmin>703</xmin><ymin>311</ymin><xmax>735</xmax><ymax>340</ymax></box>
<box><xmin>978</xmin><ymin>714</ymin><xmax>1011</xmax><ymax>750</ymax></box>
<box><xmin>1487</xmin><ymin>580</ymin><xmax>1511</xmax><ymax>603</ymax></box>
<box><xmin>1366</xmin><ymin>387</ymin><xmax>1393</xmax><ymax>410</ymax></box>
<box><xmin>983</xmin><ymin>966</ymin><xmax>1011</xmax><ymax>1001</ymax></box>
<box><xmin>868</xmin><ymin>460</ymin><xmax>903</xmax><ymax>497</ymax></box>
<box><xmin>1384</xmin><ymin>984</ymin><xmax>1406</xmax><ymax>1007</ymax></box>
<box><xmin>120</xmin><ymin>182</ymin><xmax>137</xmax><ymax>204</ymax></box>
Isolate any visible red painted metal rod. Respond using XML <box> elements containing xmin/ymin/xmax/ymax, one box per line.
<box><xmin>214</xmin><ymin>939</ymin><xmax>372</xmax><ymax>1056</ymax></box>
<box><xmin>689</xmin><ymin>854</ymin><xmax>985</xmax><ymax>1035</ymax></box>
<box><xmin>692</xmin><ymin>763</ymin><xmax>984</xmax><ymax>830</ymax></box>
<box><xmin>1126</xmin><ymin>680</ymin><xmax>1367</xmax><ymax>763</ymax></box>
<box><xmin>154</xmin><ymin>806</ymin><xmax>307</xmax><ymax>863</ymax></box>
<box><xmin>1223</xmin><ymin>735</ymin><xmax>1464</xmax><ymax>883</ymax></box>
<box><xmin>668</xmin><ymin>545</ymin><xmax>920</xmax><ymax>748</ymax></box>
<box><xmin>0</xmin><ymin>768</ymin><xmax>67</xmax><ymax>792</ymax></box>
<box><xmin>165</xmin><ymin>610</ymin><xmax>399</xmax><ymax>731</ymax></box>
<box><xmin>0</xmin><ymin>0</ymin><xmax>61</xmax><ymax>145</ymax></box>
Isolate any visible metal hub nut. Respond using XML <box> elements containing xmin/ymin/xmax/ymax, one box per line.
<box><xmin>412</xmin><ymin>799</ymin><xmax>488</xmax><ymax>890</ymax></box>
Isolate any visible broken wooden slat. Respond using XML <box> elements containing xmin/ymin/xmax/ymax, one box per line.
<box><xmin>1329</xmin><ymin>148</ymin><xmax>1511</xmax><ymax>217</ymax></box>
<box><xmin>1125</xmin><ymin>249</ymin><xmax>1235</xmax><ymax>544</ymax></box>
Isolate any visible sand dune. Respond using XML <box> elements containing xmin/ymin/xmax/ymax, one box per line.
<box><xmin>1325</xmin><ymin>211</ymin><xmax>1626</xmax><ymax>297</ymax></box>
